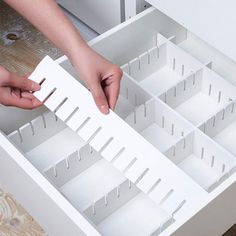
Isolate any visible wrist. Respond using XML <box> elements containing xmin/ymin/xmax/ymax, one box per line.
<box><xmin>67</xmin><ymin>40</ymin><xmax>92</xmax><ymax>67</ymax></box>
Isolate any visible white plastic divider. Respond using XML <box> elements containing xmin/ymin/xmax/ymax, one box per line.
<box><xmin>159</xmin><ymin>67</ymin><xmax>236</xmax><ymax>125</ymax></box>
<box><xmin>83</xmin><ymin>179</ymin><xmax>140</xmax><ymax>225</ymax></box>
<box><xmin>115</xmin><ymin>73</ymin><xmax>152</xmax><ymax>119</ymax></box>
<box><xmin>8</xmin><ymin>111</ymin><xmax>86</xmax><ymax>172</ymax></box>
<box><xmin>8</xmin><ymin>112</ymin><xmax>66</xmax><ymax>152</ymax></box>
<box><xmin>164</xmin><ymin>130</ymin><xmax>236</xmax><ymax>192</ymax></box>
<box><xmin>83</xmin><ymin>179</ymin><xmax>173</xmax><ymax>236</ymax></box>
<box><xmin>121</xmin><ymin>39</ymin><xmax>203</xmax><ymax>96</ymax></box>
<box><xmin>198</xmin><ymin>99</ymin><xmax>236</xmax><ymax>157</ymax></box>
<box><xmin>125</xmin><ymin>98</ymin><xmax>194</xmax><ymax>152</ymax></box>
<box><xmin>29</xmin><ymin>56</ymin><xmax>208</xmax><ymax>224</ymax></box>
<box><xmin>43</xmin><ymin>144</ymin><xmax>101</xmax><ymax>187</ymax></box>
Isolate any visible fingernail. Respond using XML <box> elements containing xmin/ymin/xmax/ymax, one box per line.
<box><xmin>32</xmin><ymin>82</ymin><xmax>40</xmax><ymax>91</ymax></box>
<box><xmin>100</xmin><ymin>105</ymin><xmax>109</xmax><ymax>114</ymax></box>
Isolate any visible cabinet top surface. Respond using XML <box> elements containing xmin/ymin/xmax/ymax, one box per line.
<box><xmin>147</xmin><ymin>0</ymin><xmax>236</xmax><ymax>62</ymax></box>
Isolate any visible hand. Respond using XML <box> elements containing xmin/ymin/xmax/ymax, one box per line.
<box><xmin>72</xmin><ymin>46</ymin><xmax>123</xmax><ymax>115</ymax></box>
<box><xmin>0</xmin><ymin>66</ymin><xmax>42</xmax><ymax>109</ymax></box>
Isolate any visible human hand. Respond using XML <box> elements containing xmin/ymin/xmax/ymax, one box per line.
<box><xmin>72</xmin><ymin>46</ymin><xmax>123</xmax><ymax>115</ymax></box>
<box><xmin>0</xmin><ymin>66</ymin><xmax>42</xmax><ymax>109</ymax></box>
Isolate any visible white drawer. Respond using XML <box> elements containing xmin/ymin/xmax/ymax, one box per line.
<box><xmin>1</xmin><ymin>6</ymin><xmax>236</xmax><ymax>236</ymax></box>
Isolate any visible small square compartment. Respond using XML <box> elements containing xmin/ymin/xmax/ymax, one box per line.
<box><xmin>114</xmin><ymin>73</ymin><xmax>152</xmax><ymax>119</ymax></box>
<box><xmin>83</xmin><ymin>180</ymin><xmax>173</xmax><ymax>236</ymax></box>
<box><xmin>59</xmin><ymin>157</ymin><xmax>126</xmax><ymax>212</ymax></box>
<box><xmin>121</xmin><ymin>40</ymin><xmax>203</xmax><ymax>96</ymax></box>
<box><xmin>199</xmin><ymin>101</ymin><xmax>236</xmax><ymax>157</ymax></box>
<box><xmin>159</xmin><ymin>68</ymin><xmax>236</xmax><ymax>125</ymax></box>
<box><xmin>8</xmin><ymin>112</ymin><xmax>85</xmax><ymax>171</ymax></box>
<box><xmin>125</xmin><ymin>98</ymin><xmax>193</xmax><ymax>152</ymax></box>
<box><xmin>164</xmin><ymin>130</ymin><xmax>236</xmax><ymax>191</ymax></box>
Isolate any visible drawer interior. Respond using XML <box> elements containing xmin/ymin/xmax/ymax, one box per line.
<box><xmin>1</xmin><ymin>7</ymin><xmax>236</xmax><ymax>236</ymax></box>
<box><xmin>6</xmin><ymin>110</ymin><xmax>176</xmax><ymax>236</ymax></box>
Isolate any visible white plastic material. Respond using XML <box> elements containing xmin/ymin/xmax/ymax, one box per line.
<box><xmin>6</xmin><ymin>23</ymin><xmax>236</xmax><ymax>235</ymax></box>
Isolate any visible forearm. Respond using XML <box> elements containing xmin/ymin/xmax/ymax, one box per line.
<box><xmin>5</xmin><ymin>0</ymin><xmax>89</xmax><ymax>63</ymax></box>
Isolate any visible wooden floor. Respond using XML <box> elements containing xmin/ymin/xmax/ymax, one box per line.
<box><xmin>0</xmin><ymin>1</ymin><xmax>62</xmax><ymax>76</ymax></box>
<box><xmin>0</xmin><ymin>1</ymin><xmax>236</xmax><ymax>236</ymax></box>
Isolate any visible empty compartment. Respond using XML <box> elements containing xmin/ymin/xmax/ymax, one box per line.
<box><xmin>8</xmin><ymin>112</ymin><xmax>86</xmax><ymax>171</ymax></box>
<box><xmin>121</xmin><ymin>40</ymin><xmax>203</xmax><ymax>96</ymax></box>
<box><xmin>164</xmin><ymin>130</ymin><xmax>236</xmax><ymax>191</ymax></box>
<box><xmin>58</xmin><ymin>154</ymin><xmax>127</xmax><ymax>212</ymax></box>
<box><xmin>159</xmin><ymin>67</ymin><xmax>236</xmax><ymax>125</ymax></box>
<box><xmin>199</xmin><ymin>100</ymin><xmax>236</xmax><ymax>157</ymax></box>
<box><xmin>114</xmin><ymin>73</ymin><xmax>152</xmax><ymax>119</ymax></box>
<box><xmin>83</xmin><ymin>180</ymin><xmax>173</xmax><ymax>236</ymax></box>
<box><xmin>125</xmin><ymin>98</ymin><xmax>193</xmax><ymax>152</ymax></box>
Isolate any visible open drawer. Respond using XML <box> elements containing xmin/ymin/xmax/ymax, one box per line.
<box><xmin>1</xmin><ymin>5</ymin><xmax>236</xmax><ymax>236</ymax></box>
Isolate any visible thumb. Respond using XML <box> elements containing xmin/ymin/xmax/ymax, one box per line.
<box><xmin>89</xmin><ymin>82</ymin><xmax>109</xmax><ymax>115</ymax></box>
<box><xmin>5</xmin><ymin>73</ymin><xmax>40</xmax><ymax>92</ymax></box>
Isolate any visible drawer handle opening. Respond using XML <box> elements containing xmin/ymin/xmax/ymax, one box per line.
<box><xmin>164</xmin><ymin>130</ymin><xmax>236</xmax><ymax>192</ymax></box>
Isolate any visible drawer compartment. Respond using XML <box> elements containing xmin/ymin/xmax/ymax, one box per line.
<box><xmin>84</xmin><ymin>181</ymin><xmax>172</xmax><ymax>236</ymax></box>
<box><xmin>159</xmin><ymin>68</ymin><xmax>236</xmax><ymax>125</ymax></box>
<box><xmin>165</xmin><ymin>130</ymin><xmax>236</xmax><ymax>191</ymax></box>
<box><xmin>121</xmin><ymin>40</ymin><xmax>202</xmax><ymax>96</ymax></box>
<box><xmin>199</xmin><ymin>100</ymin><xmax>236</xmax><ymax>157</ymax></box>
<box><xmin>125</xmin><ymin>98</ymin><xmax>193</xmax><ymax>152</ymax></box>
<box><xmin>115</xmin><ymin>73</ymin><xmax>152</xmax><ymax>119</ymax></box>
<box><xmin>8</xmin><ymin>112</ymin><xmax>85</xmax><ymax>172</ymax></box>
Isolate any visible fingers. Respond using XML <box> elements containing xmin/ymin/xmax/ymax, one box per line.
<box><xmin>104</xmin><ymin>68</ymin><xmax>122</xmax><ymax>110</ymax></box>
<box><xmin>89</xmin><ymin>82</ymin><xmax>110</xmax><ymax>115</ymax></box>
<box><xmin>4</xmin><ymin>73</ymin><xmax>40</xmax><ymax>92</ymax></box>
<box><xmin>1</xmin><ymin>89</ymin><xmax>42</xmax><ymax>109</ymax></box>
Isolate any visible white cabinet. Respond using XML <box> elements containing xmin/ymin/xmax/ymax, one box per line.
<box><xmin>57</xmin><ymin>0</ymin><xmax>150</xmax><ymax>33</ymax></box>
<box><xmin>1</xmin><ymin>2</ymin><xmax>236</xmax><ymax>236</ymax></box>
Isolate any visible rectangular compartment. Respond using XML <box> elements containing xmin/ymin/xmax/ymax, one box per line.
<box><xmin>199</xmin><ymin>100</ymin><xmax>236</xmax><ymax>157</ymax></box>
<box><xmin>83</xmin><ymin>180</ymin><xmax>173</xmax><ymax>236</ymax></box>
<box><xmin>121</xmin><ymin>40</ymin><xmax>203</xmax><ymax>96</ymax></box>
<box><xmin>125</xmin><ymin>98</ymin><xmax>193</xmax><ymax>152</ymax></box>
<box><xmin>165</xmin><ymin>130</ymin><xmax>236</xmax><ymax>191</ymax></box>
<box><xmin>159</xmin><ymin>67</ymin><xmax>236</xmax><ymax>125</ymax></box>
<box><xmin>115</xmin><ymin>73</ymin><xmax>152</xmax><ymax>119</ymax></box>
<box><xmin>8</xmin><ymin>112</ymin><xmax>86</xmax><ymax>172</ymax></box>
